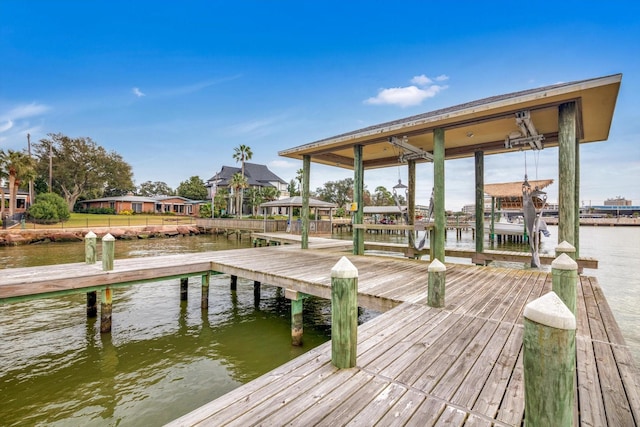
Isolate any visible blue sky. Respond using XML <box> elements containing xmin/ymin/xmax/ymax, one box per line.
<box><xmin>1</xmin><ymin>1</ymin><xmax>638</xmax><ymax>209</ymax></box>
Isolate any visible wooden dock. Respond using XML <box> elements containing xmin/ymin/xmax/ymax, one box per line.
<box><xmin>0</xmin><ymin>244</ymin><xmax>638</xmax><ymax>425</ymax></box>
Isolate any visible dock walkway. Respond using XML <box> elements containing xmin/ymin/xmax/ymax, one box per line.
<box><xmin>0</xmin><ymin>243</ymin><xmax>638</xmax><ymax>425</ymax></box>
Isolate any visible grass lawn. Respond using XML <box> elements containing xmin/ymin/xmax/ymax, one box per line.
<box><xmin>21</xmin><ymin>213</ymin><xmax>196</xmax><ymax>229</ymax></box>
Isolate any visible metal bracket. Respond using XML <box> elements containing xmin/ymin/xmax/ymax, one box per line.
<box><xmin>389</xmin><ymin>136</ymin><xmax>434</xmax><ymax>162</ymax></box>
<box><xmin>504</xmin><ymin>110</ymin><xmax>545</xmax><ymax>150</ymax></box>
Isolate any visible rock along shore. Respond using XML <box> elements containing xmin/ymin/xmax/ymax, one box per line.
<box><xmin>0</xmin><ymin>225</ymin><xmax>202</xmax><ymax>246</ymax></box>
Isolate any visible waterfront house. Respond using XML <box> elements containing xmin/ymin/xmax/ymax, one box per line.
<box><xmin>206</xmin><ymin>162</ymin><xmax>289</xmax><ymax>215</ymax></box>
<box><xmin>80</xmin><ymin>194</ymin><xmax>203</xmax><ymax>216</ymax></box>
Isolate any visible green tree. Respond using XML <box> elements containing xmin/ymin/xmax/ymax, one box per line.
<box><xmin>232</xmin><ymin>144</ymin><xmax>252</xmax><ymax>215</ymax></box>
<box><xmin>33</xmin><ymin>133</ymin><xmax>134</xmax><ymax>211</ymax></box>
<box><xmin>28</xmin><ymin>192</ymin><xmax>70</xmax><ymax>223</ymax></box>
<box><xmin>213</xmin><ymin>187</ymin><xmax>229</xmax><ymax>217</ymax></box>
<box><xmin>0</xmin><ymin>149</ymin><xmax>37</xmax><ymax>217</ymax></box>
<box><xmin>373</xmin><ymin>186</ymin><xmax>394</xmax><ymax>205</ymax></box>
<box><xmin>176</xmin><ymin>176</ymin><xmax>208</xmax><ymax>200</ymax></box>
<box><xmin>245</xmin><ymin>187</ymin><xmax>264</xmax><ymax>217</ymax></box>
<box><xmin>199</xmin><ymin>202</ymin><xmax>212</xmax><ymax>218</ymax></box>
<box><xmin>138</xmin><ymin>181</ymin><xmax>175</xmax><ymax>197</ymax></box>
<box><xmin>230</xmin><ymin>172</ymin><xmax>248</xmax><ymax>218</ymax></box>
<box><xmin>315</xmin><ymin>178</ymin><xmax>354</xmax><ymax>209</ymax></box>
<box><xmin>287</xmin><ymin>179</ymin><xmax>298</xmax><ymax>197</ymax></box>
<box><xmin>295</xmin><ymin>168</ymin><xmax>304</xmax><ymax>194</ymax></box>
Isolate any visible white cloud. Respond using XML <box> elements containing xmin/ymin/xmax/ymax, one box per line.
<box><xmin>0</xmin><ymin>120</ymin><xmax>13</xmax><ymax>133</ymax></box>
<box><xmin>411</xmin><ymin>74</ymin><xmax>432</xmax><ymax>86</ymax></box>
<box><xmin>269</xmin><ymin>159</ymin><xmax>297</xmax><ymax>169</ymax></box>
<box><xmin>132</xmin><ymin>87</ymin><xmax>146</xmax><ymax>97</ymax></box>
<box><xmin>365</xmin><ymin>74</ymin><xmax>449</xmax><ymax>108</ymax></box>
<box><xmin>0</xmin><ymin>102</ymin><xmax>50</xmax><ymax>122</ymax></box>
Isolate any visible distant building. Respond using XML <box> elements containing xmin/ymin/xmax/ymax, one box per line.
<box><xmin>1</xmin><ymin>187</ymin><xmax>30</xmax><ymax>215</ymax></box>
<box><xmin>206</xmin><ymin>162</ymin><xmax>288</xmax><ymax>215</ymax></box>
<box><xmin>604</xmin><ymin>197</ymin><xmax>632</xmax><ymax>206</ymax></box>
<box><xmin>80</xmin><ymin>193</ymin><xmax>203</xmax><ymax>216</ymax></box>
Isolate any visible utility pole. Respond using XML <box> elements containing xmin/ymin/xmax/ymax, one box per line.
<box><xmin>27</xmin><ymin>133</ymin><xmax>34</xmax><ymax>206</ymax></box>
<box><xmin>49</xmin><ymin>139</ymin><xmax>52</xmax><ymax>191</ymax></box>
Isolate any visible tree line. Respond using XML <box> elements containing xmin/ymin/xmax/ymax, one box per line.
<box><xmin>1</xmin><ymin>132</ymin><xmax>407</xmax><ymax>222</ymax></box>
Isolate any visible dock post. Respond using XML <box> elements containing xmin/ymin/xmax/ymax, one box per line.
<box><xmin>230</xmin><ymin>275</ymin><xmax>237</xmax><ymax>291</ymax></box>
<box><xmin>85</xmin><ymin>231</ymin><xmax>97</xmax><ymax>264</ymax></box>
<box><xmin>555</xmin><ymin>240</ymin><xmax>576</xmax><ymax>261</ymax></box>
<box><xmin>331</xmin><ymin>256</ymin><xmax>358</xmax><ymax>368</ymax></box>
<box><xmin>254</xmin><ymin>281</ymin><xmax>261</xmax><ymax>306</ymax></box>
<box><xmin>101</xmin><ymin>233</ymin><xmax>115</xmax><ymax>271</ymax></box>
<box><xmin>286</xmin><ymin>289</ymin><xmax>304</xmax><ymax>346</ymax></box>
<box><xmin>523</xmin><ymin>292</ymin><xmax>576</xmax><ymax>427</ymax></box>
<box><xmin>201</xmin><ymin>273</ymin><xmax>209</xmax><ymax>310</ymax></box>
<box><xmin>551</xmin><ymin>253</ymin><xmax>578</xmax><ymax>316</ymax></box>
<box><xmin>99</xmin><ymin>234</ymin><xmax>115</xmax><ymax>333</ymax></box>
<box><xmin>427</xmin><ymin>259</ymin><xmax>446</xmax><ymax>308</ymax></box>
<box><xmin>85</xmin><ymin>231</ymin><xmax>98</xmax><ymax>317</ymax></box>
<box><xmin>100</xmin><ymin>287</ymin><xmax>113</xmax><ymax>333</ymax></box>
<box><xmin>180</xmin><ymin>277</ymin><xmax>188</xmax><ymax>301</ymax></box>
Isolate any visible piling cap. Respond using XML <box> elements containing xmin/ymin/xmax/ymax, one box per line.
<box><xmin>102</xmin><ymin>233</ymin><xmax>115</xmax><ymax>241</ymax></box>
<box><xmin>524</xmin><ymin>291</ymin><xmax>576</xmax><ymax>330</ymax></box>
<box><xmin>331</xmin><ymin>256</ymin><xmax>358</xmax><ymax>278</ymax></box>
<box><xmin>552</xmin><ymin>253</ymin><xmax>578</xmax><ymax>271</ymax></box>
<box><xmin>428</xmin><ymin>259</ymin><xmax>446</xmax><ymax>272</ymax></box>
<box><xmin>555</xmin><ymin>240</ymin><xmax>576</xmax><ymax>253</ymax></box>
<box><xmin>85</xmin><ymin>231</ymin><xmax>97</xmax><ymax>239</ymax></box>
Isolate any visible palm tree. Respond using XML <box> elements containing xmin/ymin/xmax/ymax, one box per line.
<box><xmin>0</xmin><ymin>149</ymin><xmax>37</xmax><ymax>217</ymax></box>
<box><xmin>233</xmin><ymin>144</ymin><xmax>253</xmax><ymax>217</ymax></box>
<box><xmin>232</xmin><ymin>144</ymin><xmax>253</xmax><ymax>215</ymax></box>
<box><xmin>230</xmin><ymin>172</ymin><xmax>248</xmax><ymax>218</ymax></box>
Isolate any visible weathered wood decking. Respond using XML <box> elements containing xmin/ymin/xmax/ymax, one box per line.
<box><xmin>0</xmin><ymin>242</ymin><xmax>638</xmax><ymax>425</ymax></box>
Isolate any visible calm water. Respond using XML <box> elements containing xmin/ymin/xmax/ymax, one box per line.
<box><xmin>1</xmin><ymin>227</ymin><xmax>639</xmax><ymax>426</ymax></box>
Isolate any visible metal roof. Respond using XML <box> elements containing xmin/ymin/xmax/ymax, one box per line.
<box><xmin>260</xmin><ymin>196</ymin><xmax>337</xmax><ymax>208</ymax></box>
<box><xmin>279</xmin><ymin>74</ymin><xmax>622</xmax><ymax>170</ymax></box>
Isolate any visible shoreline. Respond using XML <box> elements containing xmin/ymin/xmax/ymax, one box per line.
<box><xmin>542</xmin><ymin>217</ymin><xmax>639</xmax><ymax>226</ymax></box>
<box><xmin>0</xmin><ymin>225</ymin><xmax>202</xmax><ymax>246</ymax></box>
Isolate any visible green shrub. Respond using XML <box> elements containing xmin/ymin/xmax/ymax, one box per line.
<box><xmin>199</xmin><ymin>203</ymin><xmax>212</xmax><ymax>218</ymax></box>
<box><xmin>29</xmin><ymin>193</ymin><xmax>70</xmax><ymax>222</ymax></box>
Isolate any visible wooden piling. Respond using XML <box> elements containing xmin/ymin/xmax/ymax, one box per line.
<box><xmin>555</xmin><ymin>240</ymin><xmax>576</xmax><ymax>261</ymax></box>
<box><xmin>230</xmin><ymin>275</ymin><xmax>237</xmax><ymax>291</ymax></box>
<box><xmin>100</xmin><ymin>287</ymin><xmax>113</xmax><ymax>333</ymax></box>
<box><xmin>331</xmin><ymin>256</ymin><xmax>358</xmax><ymax>368</ymax></box>
<box><xmin>551</xmin><ymin>253</ymin><xmax>578</xmax><ymax>316</ymax></box>
<box><xmin>86</xmin><ymin>290</ymin><xmax>97</xmax><ymax>318</ymax></box>
<box><xmin>85</xmin><ymin>231</ymin><xmax>97</xmax><ymax>264</ymax></box>
<box><xmin>201</xmin><ymin>274</ymin><xmax>209</xmax><ymax>310</ymax></box>
<box><xmin>254</xmin><ymin>280</ymin><xmax>261</xmax><ymax>304</ymax></box>
<box><xmin>180</xmin><ymin>277</ymin><xmax>188</xmax><ymax>301</ymax></box>
<box><xmin>427</xmin><ymin>259</ymin><xmax>446</xmax><ymax>308</ymax></box>
<box><xmin>523</xmin><ymin>291</ymin><xmax>576</xmax><ymax>427</ymax></box>
<box><xmin>101</xmin><ymin>233</ymin><xmax>115</xmax><ymax>271</ymax></box>
<box><xmin>286</xmin><ymin>289</ymin><xmax>304</xmax><ymax>346</ymax></box>
<box><xmin>85</xmin><ymin>231</ymin><xmax>98</xmax><ymax>317</ymax></box>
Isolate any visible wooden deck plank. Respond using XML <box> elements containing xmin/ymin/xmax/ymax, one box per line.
<box><xmin>1</xmin><ymin>242</ymin><xmax>637</xmax><ymax>426</ymax></box>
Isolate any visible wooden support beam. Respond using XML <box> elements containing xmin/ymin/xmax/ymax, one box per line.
<box><xmin>474</xmin><ymin>151</ymin><xmax>484</xmax><ymax>258</ymax></box>
<box><xmin>408</xmin><ymin>159</ymin><xmax>416</xmax><ymax>249</ymax></box>
<box><xmin>85</xmin><ymin>231</ymin><xmax>96</xmax><ymax>264</ymax></box>
<box><xmin>180</xmin><ymin>277</ymin><xmax>188</xmax><ymax>301</ymax></box>
<box><xmin>86</xmin><ymin>291</ymin><xmax>97</xmax><ymax>318</ymax></box>
<box><xmin>100</xmin><ymin>287</ymin><xmax>112</xmax><ymax>333</ymax></box>
<box><xmin>558</xmin><ymin>102</ymin><xmax>576</xmax><ymax>248</ymax></box>
<box><xmin>433</xmin><ymin>128</ymin><xmax>445</xmax><ymax>262</ymax></box>
<box><xmin>201</xmin><ymin>273</ymin><xmax>209</xmax><ymax>310</ymax></box>
<box><xmin>301</xmin><ymin>154</ymin><xmax>310</xmax><ymax>249</ymax></box>
<box><xmin>230</xmin><ymin>275</ymin><xmax>237</xmax><ymax>291</ymax></box>
<box><xmin>254</xmin><ymin>280</ymin><xmax>261</xmax><ymax>304</ymax></box>
<box><xmin>353</xmin><ymin>145</ymin><xmax>364</xmax><ymax>256</ymax></box>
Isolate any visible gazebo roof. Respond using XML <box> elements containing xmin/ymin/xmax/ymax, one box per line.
<box><xmin>279</xmin><ymin>74</ymin><xmax>621</xmax><ymax>170</ymax></box>
<box><xmin>484</xmin><ymin>179</ymin><xmax>554</xmax><ymax>198</ymax></box>
<box><xmin>260</xmin><ymin>196</ymin><xmax>337</xmax><ymax>208</ymax></box>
